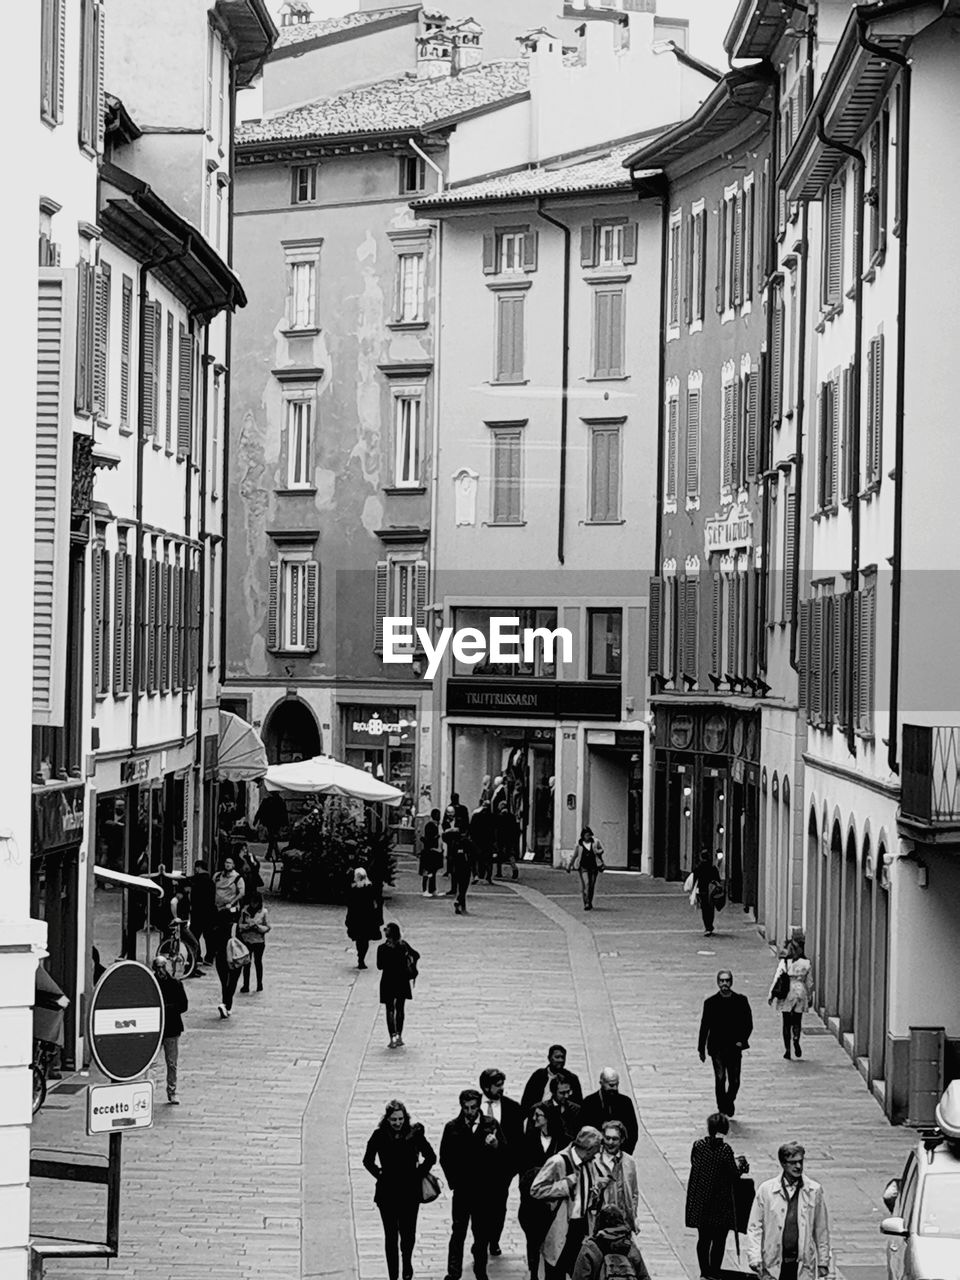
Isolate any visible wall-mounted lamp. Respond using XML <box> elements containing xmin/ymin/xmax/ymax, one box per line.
<box><xmin>917</xmin><ymin>863</ymin><xmax>929</xmax><ymax>890</ymax></box>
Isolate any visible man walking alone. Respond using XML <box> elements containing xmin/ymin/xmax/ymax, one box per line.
<box><xmin>698</xmin><ymin>970</ymin><xmax>753</xmax><ymax>1117</ymax></box>
<box><xmin>746</xmin><ymin>1143</ymin><xmax>833</xmax><ymax>1280</ymax></box>
<box><xmin>440</xmin><ymin>1088</ymin><xmax>504</xmax><ymax>1280</ymax></box>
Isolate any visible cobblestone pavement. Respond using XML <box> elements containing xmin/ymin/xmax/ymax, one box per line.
<box><xmin>30</xmin><ymin>858</ymin><xmax>910</xmax><ymax>1280</ymax></box>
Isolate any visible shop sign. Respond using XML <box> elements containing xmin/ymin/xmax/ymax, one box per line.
<box><xmin>705</xmin><ymin>501</ymin><xmax>753</xmax><ymax>555</ymax></box>
<box><xmin>120</xmin><ymin>758</ymin><xmax>150</xmax><ymax>784</ymax></box>
<box><xmin>32</xmin><ymin>784</ymin><xmax>85</xmax><ymax>852</ymax></box>
<box><xmin>616</xmin><ymin>731</ymin><xmax>646</xmax><ymax>749</ymax></box>
<box><xmin>345</xmin><ymin>709</ymin><xmax>417</xmax><ymax>745</ymax></box>
<box><xmin>446</xmin><ymin>680</ymin><xmax>621</xmax><ymax>721</ymax></box>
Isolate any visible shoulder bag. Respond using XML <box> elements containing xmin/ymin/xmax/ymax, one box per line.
<box><xmin>771</xmin><ymin>964</ymin><xmax>791</xmax><ymax>1002</ymax></box>
<box><xmin>419</xmin><ymin>1171</ymin><xmax>442</xmax><ymax>1203</ymax></box>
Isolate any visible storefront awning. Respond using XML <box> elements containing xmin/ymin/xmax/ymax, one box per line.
<box><xmin>217</xmin><ymin>710</ymin><xmax>269</xmax><ymax>781</ymax></box>
<box><xmin>93</xmin><ymin>866</ymin><xmax>163</xmax><ymax>895</ymax></box>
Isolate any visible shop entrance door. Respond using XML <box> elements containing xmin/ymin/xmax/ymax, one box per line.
<box><xmin>529</xmin><ymin>744</ymin><xmax>554</xmax><ymax>861</ymax></box>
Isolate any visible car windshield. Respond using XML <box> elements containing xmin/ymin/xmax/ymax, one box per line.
<box><xmin>918</xmin><ymin>1172</ymin><xmax>960</xmax><ymax>1237</ymax></box>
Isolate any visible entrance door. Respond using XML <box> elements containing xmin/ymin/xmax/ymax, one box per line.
<box><xmin>529</xmin><ymin>745</ymin><xmax>555</xmax><ymax>861</ymax></box>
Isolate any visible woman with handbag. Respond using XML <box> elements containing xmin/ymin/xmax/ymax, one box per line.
<box><xmin>363</xmin><ymin>1098</ymin><xmax>437</xmax><ymax>1280</ymax></box>
<box><xmin>377</xmin><ymin>922</ymin><xmax>419</xmax><ymax>1049</ymax></box>
<box><xmin>768</xmin><ymin>931</ymin><xmax>814</xmax><ymax>1060</ymax></box>
<box><xmin>568</xmin><ymin>827</ymin><xmax>605</xmax><ymax>911</ymax></box>
<box><xmin>517</xmin><ymin>1103</ymin><xmax>565</xmax><ymax>1280</ymax></box>
<box><xmin>345</xmin><ymin>867</ymin><xmax>382</xmax><ymax>969</ymax></box>
<box><xmin>684</xmin><ymin>1111</ymin><xmax>748</xmax><ymax>1280</ymax></box>
<box><xmin>213</xmin><ymin>856</ymin><xmax>246</xmax><ymax>1020</ymax></box>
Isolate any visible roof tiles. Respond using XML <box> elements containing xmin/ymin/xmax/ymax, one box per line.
<box><xmin>274</xmin><ymin>5</ymin><xmax>417</xmax><ymax>50</ymax></box>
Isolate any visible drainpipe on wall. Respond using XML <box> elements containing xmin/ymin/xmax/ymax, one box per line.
<box><xmin>131</xmin><ymin>239</ymin><xmax>193</xmax><ymax>752</ymax></box>
<box><xmin>814</xmin><ymin>115</ymin><xmax>864</xmax><ymax>757</ymax></box>
<box><xmin>220</xmin><ymin>61</ymin><xmax>237</xmax><ymax>685</ymax></box>
<box><xmin>653</xmin><ymin>194</ymin><xmax>668</xmax><ymax>576</ymax></box>
<box><xmin>789</xmin><ymin>202</ymin><xmax>809</xmax><ymax>671</ymax></box>
<box><xmin>534</xmin><ymin>201</ymin><xmax>571</xmax><ymax>565</ymax></box>
<box><xmin>853</xmin><ymin>26</ymin><xmax>910</xmax><ymax>775</ymax></box>
<box><xmin>193</xmin><ymin>322</ymin><xmax>212</xmax><ymax>757</ymax></box>
<box><xmin>756</xmin><ymin>72</ymin><xmax>780</xmax><ymax>677</ymax></box>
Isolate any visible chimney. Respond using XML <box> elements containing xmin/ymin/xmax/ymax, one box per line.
<box><xmin>450</xmin><ymin>17</ymin><xmax>483</xmax><ymax>74</ymax></box>
<box><xmin>417</xmin><ymin>29</ymin><xmax>455</xmax><ymax>79</ymax></box>
<box><xmin>517</xmin><ymin>27</ymin><xmax>561</xmax><ymax>58</ymax></box>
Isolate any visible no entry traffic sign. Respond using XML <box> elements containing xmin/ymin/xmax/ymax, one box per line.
<box><xmin>88</xmin><ymin>960</ymin><xmax>165</xmax><ymax>1082</ymax></box>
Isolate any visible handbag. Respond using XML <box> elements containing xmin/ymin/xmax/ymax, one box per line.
<box><xmin>403</xmin><ymin>943</ymin><xmax>419</xmax><ymax>981</ymax></box>
<box><xmin>225</xmin><ymin>934</ymin><xmax>251</xmax><ymax>970</ymax></box>
<box><xmin>772</xmin><ymin>965</ymin><xmax>791</xmax><ymax>1001</ymax></box>
<box><xmin>709</xmin><ymin>880</ymin><xmax>727</xmax><ymax>911</ymax></box>
<box><xmin>734</xmin><ymin>1175</ymin><xmax>755</xmax><ymax>1233</ymax></box>
<box><xmin>419</xmin><ymin>1171</ymin><xmax>442</xmax><ymax>1204</ymax></box>
<box><xmin>683</xmin><ymin>872</ymin><xmax>695</xmax><ymax>893</ymax></box>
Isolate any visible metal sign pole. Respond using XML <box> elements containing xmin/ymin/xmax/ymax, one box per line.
<box><xmin>107</xmin><ymin>1132</ymin><xmax>122</xmax><ymax>1254</ymax></box>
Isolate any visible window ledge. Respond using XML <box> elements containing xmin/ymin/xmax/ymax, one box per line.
<box><xmin>485</xmin><ymin>277</ymin><xmax>533</xmax><ymax>293</ymax></box>
<box><xmin>383</xmin><ymin>485</ymin><xmax>427</xmax><ymax>496</ymax></box>
<box><xmin>482</xmin><ymin>521</ymin><xmax>527</xmax><ymax>528</ymax></box>
<box><xmin>584</xmin><ymin>375</ymin><xmax>629</xmax><ymax>383</ymax></box>
<box><xmin>152</xmin><ymin>439</ymin><xmax>163</xmax><ymax>452</ymax></box>
<box><xmin>488</xmin><ymin>379</ymin><xmax>529</xmax><ymax>387</ymax></box>
<box><xmin>860</xmin><ymin>480</ymin><xmax>881</xmax><ymax>500</ymax></box>
<box><xmin>118</xmin><ymin>424</ymin><xmax>133</xmax><ymax>437</ymax></box>
<box><xmin>281</xmin><ymin>326</ymin><xmax>321</xmax><ymax>339</ymax></box>
<box><xmin>845</xmin><ymin>283</ymin><xmax>857</xmax><ymax>302</ymax></box>
<box><xmin>584</xmin><ymin>519</ymin><xmax>625</xmax><ymax>526</ymax></box>
<box><xmin>720</xmin><ymin>309</ymin><xmax>735</xmax><ymax>326</ymax></box>
<box><xmin>862</xmin><ymin>266</ymin><xmax>877</xmax><ymax>285</ymax></box>
<box><xmin>583</xmin><ymin>271</ymin><xmax>631</xmax><ymax>285</ymax></box>
<box><xmin>275</xmin><ymin>486</ymin><xmax>318</xmax><ymax>496</ymax></box>
<box><xmin>685</xmin><ymin>496</ymin><xmax>701</xmax><ymax>512</ymax></box>
<box><xmin>841</xmin><ymin>495</ymin><xmax>856</xmax><ymax>510</ymax></box>
<box><xmin>688</xmin><ymin>319</ymin><xmax>703</xmax><ymax>335</ymax></box>
<box><xmin>165</xmin><ymin>447</ymin><xmax>175</xmax><ymax>458</ymax></box>
<box><xmin>386</xmin><ymin>321</ymin><xmax>429</xmax><ymax>332</ymax></box>
<box><xmin>856</xmin><ymin>729</ymin><xmax>876</xmax><ymax>743</ymax></box>
<box><xmin>819</xmin><ymin>302</ymin><xmax>842</xmax><ymax>327</ymax></box>
<box><xmin>666</xmin><ymin>326</ymin><xmax>680</xmax><ymax>342</ymax></box>
<box><xmin>663</xmin><ymin>500</ymin><xmax>678</xmax><ymax>515</ymax></box>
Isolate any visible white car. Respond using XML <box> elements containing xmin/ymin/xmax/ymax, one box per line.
<box><xmin>880</xmin><ymin>1082</ymin><xmax>960</xmax><ymax>1280</ymax></box>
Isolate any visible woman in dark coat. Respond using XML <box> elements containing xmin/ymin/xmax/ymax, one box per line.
<box><xmin>363</xmin><ymin>1098</ymin><xmax>436</xmax><ymax>1280</ymax></box>
<box><xmin>684</xmin><ymin>1111</ymin><xmax>743</xmax><ymax>1280</ymax></box>
<box><xmin>345</xmin><ymin>867</ymin><xmax>382</xmax><ymax>969</ymax></box>
<box><xmin>376</xmin><ymin>921</ymin><xmax>419</xmax><ymax>1048</ymax></box>
<box><xmin>517</xmin><ymin>1102</ymin><xmax>565</xmax><ymax>1280</ymax></box>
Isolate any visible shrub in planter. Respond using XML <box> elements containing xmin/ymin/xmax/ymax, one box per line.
<box><xmin>282</xmin><ymin>801</ymin><xmax>397</xmax><ymax>903</ymax></box>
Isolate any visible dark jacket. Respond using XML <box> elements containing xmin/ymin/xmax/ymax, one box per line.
<box><xmin>189</xmin><ymin>870</ymin><xmax>216</xmax><ymax>917</ymax></box>
<box><xmin>698</xmin><ymin>991</ymin><xmax>754</xmax><ymax>1057</ymax></box>
<box><xmin>693</xmin><ymin>860</ymin><xmax>720</xmax><ymax>895</ymax></box>
<box><xmin>579</xmin><ymin>1090</ymin><xmax>639</xmax><ymax>1155</ymax></box>
<box><xmin>439</xmin><ymin>1112</ymin><xmax>505</xmax><ymax>1192</ymax></box>
<box><xmin>571</xmin><ymin>1227</ymin><xmax>651</xmax><ymax>1280</ymax></box>
<box><xmin>363</xmin><ymin>1122</ymin><xmax>436</xmax><ymax>1207</ymax></box>
<box><xmin>543</xmin><ymin>1099</ymin><xmax>582</xmax><ymax>1143</ymax></box>
<box><xmin>494</xmin><ymin>808</ymin><xmax>521</xmax><ymax>855</ymax></box>
<box><xmin>684</xmin><ymin>1135</ymin><xmax>739</xmax><ymax>1231</ymax></box>
<box><xmin>377</xmin><ymin>939</ymin><xmax>419</xmax><ymax>1003</ymax></box>
<box><xmin>469</xmin><ymin>807</ymin><xmax>495</xmax><ymax>849</ymax></box>
<box><xmin>157</xmin><ymin>972</ymin><xmax>188</xmax><ymax>1038</ymax></box>
<box><xmin>345</xmin><ymin>884</ymin><xmax>382</xmax><ymax>942</ymax></box>
<box><xmin>483</xmin><ymin>1094</ymin><xmax>524</xmax><ymax>1177</ymax></box>
<box><xmin>254</xmin><ymin>791</ymin><xmax>287</xmax><ymax>834</ymax></box>
<box><xmin>520</xmin><ymin>1066</ymin><xmax>584</xmax><ymax>1115</ymax></box>
<box><xmin>518</xmin><ymin>1124</ymin><xmax>565</xmax><ymax>1190</ymax></box>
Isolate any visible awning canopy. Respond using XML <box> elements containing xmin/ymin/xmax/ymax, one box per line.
<box><xmin>263</xmin><ymin>755</ymin><xmax>405</xmax><ymax>807</ymax></box>
<box><xmin>94</xmin><ymin>866</ymin><xmax>163</xmax><ymax>895</ymax></box>
<box><xmin>217</xmin><ymin>710</ymin><xmax>269</xmax><ymax>781</ymax></box>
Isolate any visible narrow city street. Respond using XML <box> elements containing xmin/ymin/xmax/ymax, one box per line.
<box><xmin>30</xmin><ymin>858</ymin><xmax>910</xmax><ymax>1280</ymax></box>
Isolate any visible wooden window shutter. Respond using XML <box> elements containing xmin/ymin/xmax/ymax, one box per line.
<box><xmin>93</xmin><ymin>262</ymin><xmax>111</xmax><ymax>416</ymax></box>
<box><xmin>482</xmin><ymin>233</ymin><xmax>496</xmax><ymax>274</ymax></box>
<box><xmin>146</xmin><ymin>552</ymin><xmax>157</xmax><ymax>692</ymax></box>
<box><xmin>836</xmin><ymin>592</ymin><xmax>850</xmax><ymax>731</ymax></box>
<box><xmin>305</xmin><ymin>561</ymin><xmax>320</xmax><ymax>651</ymax></box>
<box><xmin>829</xmin><ymin>378</ymin><xmax>840</xmax><ymax>506</ymax></box>
<box><xmin>159</xmin><ymin>560</ymin><xmax>170</xmax><ymax>692</ymax></box>
<box><xmin>824</xmin><ymin>182</ymin><xmax>844</xmax><ymax>306</ymax></box>
<box><xmin>771</xmin><ymin>292</ymin><xmax>784</xmax><ymax>422</ymax></box>
<box><xmin>683</xmin><ymin>216</ymin><xmax>693</xmax><ymax>326</ymax></box>
<box><xmin>414</xmin><ymin>560</ymin><xmax>428</xmax><ymax>637</ymax></box>
<box><xmin>867</xmin><ymin>334</ymin><xmax>884</xmax><ymax>484</ymax></box>
<box><xmin>647</xmin><ymin>578</ymin><xmax>663</xmax><ymax>675</ymax></box>
<box><xmin>580</xmin><ymin>225</ymin><xmax>596</xmax><ymax>269</ymax></box>
<box><xmin>685</xmin><ymin>388</ymin><xmax>700</xmax><ymax>497</ymax></box>
<box><xmin>682</xmin><ymin>577</ymin><xmax>699</xmax><ymax>679</ymax></box>
<box><xmin>189</xmin><ymin>559</ymin><xmax>201</xmax><ymax>685</ymax></box>
<box><xmin>857</xmin><ymin>586</ymin><xmax>876</xmax><ymax>732</ymax></box>
<box><xmin>177</xmin><ymin>322</ymin><xmax>194</xmax><ymax>456</ymax></box>
<box><xmin>824</xmin><ymin>595</ymin><xmax>837</xmax><ymax>728</ymax></box>
<box><xmin>715</xmin><ymin>201</ymin><xmax>725</xmax><ymax>312</ymax></box>
<box><xmin>266</xmin><ymin>561</ymin><xmax>280</xmax><ymax>653</ymax></box>
<box><xmin>810</xmin><ymin>597</ymin><xmax>823</xmax><ymax>724</ymax></box>
<box><xmin>113</xmin><ymin>548</ymin><xmax>126</xmax><ymax>694</ymax></box>
<box><xmin>56</xmin><ymin>0</ymin><xmax>67</xmax><ymax>121</ymax></box>
<box><xmin>730</xmin><ymin>377</ymin><xmax>743</xmax><ymax>489</ymax></box>
<box><xmin>669</xmin><ymin>223</ymin><xmax>681</xmax><ymax>325</ymax></box>
<box><xmin>119</xmin><ymin>276</ymin><xmax>132</xmax><ymax>427</ymax></box>
<box><xmin>783</xmin><ymin>491</ymin><xmax>796</xmax><ymax>623</ymax></box>
<box><xmin>745</xmin><ymin>368</ymin><xmax>759</xmax><ymax>481</ymax></box>
<box><xmin>373</xmin><ymin>561</ymin><xmax>389</xmax><ymax>653</ymax></box>
<box><xmin>665</xmin><ymin>396</ymin><xmax>678</xmax><ymax>502</ymax></box>
<box><xmin>92</xmin><ymin>542</ymin><xmax>103</xmax><ymax>695</ymax></box>
<box><xmin>609</xmin><ymin>292</ymin><xmax>624</xmax><ymax>376</ymax></box>
<box><xmin>841</xmin><ymin>364</ymin><xmax>855</xmax><ymax>501</ymax></box>
<box><xmin>75</xmin><ymin>259</ymin><xmax>95</xmax><ymax>414</ymax></box>
<box><xmin>743</xmin><ymin>185</ymin><xmax>755</xmax><ymax>302</ymax></box>
<box><xmin>171</xmin><ymin>556</ymin><xmax>182</xmax><ymax>691</ymax></box>
<box><xmin>722</xmin><ymin>381</ymin><xmax>734</xmax><ymax>490</ymax></box>
<box><xmin>94</xmin><ymin>0</ymin><xmax>105</xmax><ymax>152</ymax></box>
<box><xmin>165</xmin><ymin>312</ymin><xmax>174</xmax><ymax>452</ymax></box>
<box><xmin>732</xmin><ymin>191</ymin><xmax>744</xmax><ymax>306</ymax></box>
<box><xmin>594</xmin><ymin>292</ymin><xmax>611</xmax><ymax>377</ymax></box>
<box><xmin>797</xmin><ymin>599</ymin><xmax>810</xmax><ymax>713</ymax></box>
<box><xmin>521</xmin><ymin>230</ymin><xmax>538</xmax><ymax>273</ymax></box>
<box><xmin>710</xmin><ymin>572</ymin><xmax>723</xmax><ymax>676</ymax></box>
<box><xmin>34</xmin><ymin>270</ymin><xmax>75</xmax><ymax>724</ymax></box>
<box><xmin>496</xmin><ymin>296</ymin><xmax>523</xmax><ymax>382</ymax></box>
<box><xmin>141</xmin><ymin>298</ymin><xmax>157</xmax><ymax>437</ymax></box>
<box><xmin>622</xmin><ymin>222</ymin><xmax>638</xmax><ymax>265</ymax></box>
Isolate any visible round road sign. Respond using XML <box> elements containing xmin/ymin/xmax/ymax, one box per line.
<box><xmin>88</xmin><ymin>960</ymin><xmax>165</xmax><ymax>1082</ymax></box>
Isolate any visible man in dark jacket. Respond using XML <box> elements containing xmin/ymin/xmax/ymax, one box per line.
<box><xmin>544</xmin><ymin>1072</ymin><xmax>583</xmax><ymax>1143</ymax></box>
<box><xmin>188</xmin><ymin>859</ymin><xmax>217</xmax><ymax>964</ymax></box>
<box><xmin>698</xmin><ymin>969</ymin><xmax>754</xmax><ymax>1116</ymax></box>
<box><xmin>152</xmin><ymin>955</ymin><xmax>188</xmax><ymax>1104</ymax></box>
<box><xmin>579</xmin><ymin>1068</ymin><xmax>639</xmax><ymax>1155</ymax></box>
<box><xmin>493</xmin><ymin>801</ymin><xmax>521</xmax><ymax>879</ymax></box>
<box><xmin>440</xmin><ymin>1088</ymin><xmax>505</xmax><ymax>1280</ymax></box>
<box><xmin>479</xmin><ymin>1068</ymin><xmax>523</xmax><ymax>1256</ymax></box>
<box><xmin>521</xmin><ymin>1044</ymin><xmax>584</xmax><ymax>1114</ymax></box>
<box><xmin>254</xmin><ymin>789</ymin><xmax>288</xmax><ymax>863</ymax></box>
<box><xmin>469</xmin><ymin>803</ymin><xmax>495</xmax><ymax>885</ymax></box>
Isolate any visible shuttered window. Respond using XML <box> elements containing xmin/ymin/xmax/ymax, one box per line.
<box><xmin>770</xmin><ymin>283</ymin><xmax>785</xmax><ymax>424</ymax></box>
<box><xmin>821</xmin><ymin>179</ymin><xmax>845</xmax><ymax>309</ymax></box>
<box><xmin>664</xmin><ymin>394</ymin><xmax>679</xmax><ymax>503</ymax></box>
<box><xmin>742</xmin><ymin>181</ymin><xmax>755</xmax><ymax>304</ymax></box>
<box><xmin>491</xmin><ymin>426</ymin><xmax>523</xmax><ymax>524</ymax></box>
<box><xmin>865</xmin><ymin>333</ymin><xmax>884</xmax><ymax>487</ymax></box>
<box><xmin>868</xmin><ymin>110</ymin><xmax>889</xmax><ymax>262</ymax></box>
<box><xmin>581</xmin><ymin>222</ymin><xmax>638</xmax><ymax>269</ymax></box>
<box><xmin>119</xmin><ymin>276</ymin><xmax>133</xmax><ymax>428</ymax></box>
<box><xmin>732</xmin><ymin>190</ymin><xmax>744</xmax><ymax>307</ymax></box>
<box><xmin>744</xmin><ymin>367</ymin><xmax>759</xmax><ymax>482</ymax></box>
<box><xmin>171</xmin><ymin>548</ymin><xmax>183</xmax><ymax>692</ymax></box>
<box><xmin>494</xmin><ymin>294</ymin><xmax>524</xmax><ymax>383</ymax></box>
<box><xmin>177</xmin><ymin>322</ymin><xmax>194</xmax><ymax>458</ymax></box>
<box><xmin>688</xmin><ymin>208</ymin><xmax>706</xmax><ymax>323</ymax></box>
<box><xmin>835</xmin><ymin>591</ymin><xmax>852</xmax><ymax>732</ymax></box>
<box><xmin>393</xmin><ymin>394</ymin><xmax>421</xmax><ymax>488</ymax></box>
<box><xmin>797</xmin><ymin>599</ymin><xmax>811</xmax><ymax>712</ymax></box>
<box><xmin>809</xmin><ymin>596</ymin><xmax>824</xmax><ymax>724</ymax></box>
<box><xmin>593</xmin><ymin>289</ymin><xmax>625</xmax><ymax>378</ymax></box>
<box><xmin>140</xmin><ymin>299</ymin><xmax>159</xmax><ymax>437</ymax></box>
<box><xmin>185</xmin><ymin>554</ymin><xmax>201</xmax><ymax>686</ymax></box>
<box><xmin>267</xmin><ymin>557</ymin><xmax>319</xmax><ymax>653</ymax></box>
<box><xmin>667</xmin><ymin>214</ymin><xmax>681</xmax><ymax>329</ymax></box>
<box><xmin>92</xmin><ymin>537</ymin><xmax>111</xmax><ymax>698</ymax></box>
<box><xmin>164</xmin><ymin>312</ymin><xmax>174</xmax><ymax>451</ymax></box>
<box><xmin>397</xmin><ymin>252</ymin><xmax>425</xmax><ymax>323</ymax></box>
<box><xmin>721</xmin><ymin>377</ymin><xmax>736</xmax><ymax>492</ymax></box>
<box><xmin>855</xmin><ymin>584</ymin><xmax>877</xmax><ymax>735</ymax></box>
<box><xmin>682</xmin><ymin>576</ymin><xmax>699</xmax><ymax>681</ymax></box>
<box><xmin>78</xmin><ymin>0</ymin><xmax>104</xmax><ymax>153</ymax></box>
<box><xmin>483</xmin><ymin>229</ymin><xmax>538</xmax><ymax>275</ymax></box>
<box><xmin>112</xmin><ymin>531</ymin><xmax>133</xmax><ymax>695</ymax></box>
<box><xmin>145</xmin><ymin>546</ymin><xmax>158</xmax><ymax>693</ymax></box>
<box><xmin>75</xmin><ymin>260</ymin><xmax>95</xmax><ymax>414</ymax></box>
<box><xmin>589</xmin><ymin>425</ymin><xmax>620</xmax><ymax>522</ymax></box>
<box><xmin>92</xmin><ymin>263</ymin><xmax>111</xmax><ymax>417</ymax></box>
<box><xmin>817</xmin><ymin>379</ymin><xmax>839</xmax><ymax>510</ymax></box>
<box><xmin>685</xmin><ymin>387</ymin><xmax>701</xmax><ymax>499</ymax></box>
<box><xmin>782</xmin><ymin>490</ymin><xmax>797</xmax><ymax>625</ymax></box>
<box><xmin>40</xmin><ymin>0</ymin><xmax>67</xmax><ymax>125</ymax></box>
<box><xmin>840</xmin><ymin>363</ymin><xmax>856</xmax><ymax>503</ymax></box>
<box><xmin>823</xmin><ymin>593</ymin><xmax>836</xmax><ymax>729</ymax></box>
<box><xmin>647</xmin><ymin>577</ymin><xmax>663</xmax><ymax>676</ymax></box>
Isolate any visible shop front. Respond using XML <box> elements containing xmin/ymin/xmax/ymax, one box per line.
<box><xmin>651</xmin><ymin>704</ymin><xmax>760</xmax><ymax>909</ymax></box>
<box><xmin>31</xmin><ymin>783</ymin><xmax>85</xmax><ymax>1067</ymax></box>
<box><xmin>341</xmin><ymin>705</ymin><xmax>418</xmax><ymax>849</ymax></box>
<box><xmin>584</xmin><ymin>729</ymin><xmax>645</xmax><ymax>870</ymax></box>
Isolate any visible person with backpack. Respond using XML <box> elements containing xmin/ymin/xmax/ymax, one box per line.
<box><xmin>571</xmin><ymin>1205</ymin><xmax>650</xmax><ymax>1280</ymax></box>
<box><xmin>376</xmin><ymin>922</ymin><xmax>419</xmax><ymax>1049</ymax></box>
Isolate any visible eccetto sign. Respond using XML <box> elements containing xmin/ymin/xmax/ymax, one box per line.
<box><xmin>86</xmin><ymin>1080</ymin><xmax>155</xmax><ymax>1134</ymax></box>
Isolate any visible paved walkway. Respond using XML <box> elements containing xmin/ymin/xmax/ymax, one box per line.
<box><xmin>30</xmin><ymin>860</ymin><xmax>911</xmax><ymax>1279</ymax></box>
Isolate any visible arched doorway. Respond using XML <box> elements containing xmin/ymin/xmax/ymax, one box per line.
<box><xmin>826</xmin><ymin>819</ymin><xmax>843</xmax><ymax>1018</ymax></box>
<box><xmin>840</xmin><ymin>828</ymin><xmax>858</xmax><ymax>1034</ymax></box>
<box><xmin>262</xmin><ymin>697</ymin><xmax>322</xmax><ymax>765</ymax></box>
<box><xmin>869</xmin><ymin>844</ymin><xmax>890</xmax><ymax>1080</ymax></box>
<box><xmin>855</xmin><ymin>836</ymin><xmax>873</xmax><ymax>1057</ymax></box>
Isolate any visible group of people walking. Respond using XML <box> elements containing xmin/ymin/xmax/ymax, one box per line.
<box><xmin>363</xmin><ymin>1047</ymin><xmax>650</xmax><ymax>1280</ymax></box>
<box><xmin>416</xmin><ymin>794</ymin><xmax>523</xmax><ymax>914</ymax></box>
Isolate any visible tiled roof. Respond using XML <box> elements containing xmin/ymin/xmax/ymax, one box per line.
<box><xmin>274</xmin><ymin>5</ymin><xmax>417</xmax><ymax>50</ymax></box>
<box><xmin>236</xmin><ymin>60</ymin><xmax>530</xmax><ymax>145</ymax></box>
<box><xmin>414</xmin><ymin>140</ymin><xmax>658</xmax><ymax>208</ymax></box>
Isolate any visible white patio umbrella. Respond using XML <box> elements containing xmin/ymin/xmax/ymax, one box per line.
<box><xmin>217</xmin><ymin>710</ymin><xmax>269</xmax><ymax>781</ymax></box>
<box><xmin>262</xmin><ymin>755</ymin><xmax>405</xmax><ymax>807</ymax></box>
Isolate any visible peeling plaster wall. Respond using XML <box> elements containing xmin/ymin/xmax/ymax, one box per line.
<box><xmin>228</xmin><ymin>156</ymin><xmax>434</xmax><ymax>686</ymax></box>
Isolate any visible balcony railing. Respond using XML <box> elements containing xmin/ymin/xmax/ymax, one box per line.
<box><xmin>901</xmin><ymin>724</ymin><xmax>960</xmax><ymax>827</ymax></box>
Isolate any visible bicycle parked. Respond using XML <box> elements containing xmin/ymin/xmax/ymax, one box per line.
<box><xmin>156</xmin><ymin>915</ymin><xmax>199</xmax><ymax>981</ymax></box>
<box><xmin>31</xmin><ymin>1038</ymin><xmax>58</xmax><ymax>1114</ymax></box>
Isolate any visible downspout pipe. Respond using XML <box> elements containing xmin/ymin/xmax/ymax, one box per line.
<box><xmin>815</xmin><ymin>115</ymin><xmax>864</xmax><ymax>756</ymax></box>
<box><xmin>653</xmin><ymin>194</ymin><xmax>668</xmax><ymax>575</ymax></box>
<box><xmin>854</xmin><ymin>25</ymin><xmax>909</xmax><ymax>774</ymax></box>
<box><xmin>220</xmin><ymin>61</ymin><xmax>237</xmax><ymax>684</ymax></box>
<box><xmin>789</xmin><ymin>202</ymin><xmax>809</xmax><ymax>670</ymax></box>
<box><xmin>534</xmin><ymin>201</ymin><xmax>571</xmax><ymax>565</ymax></box>
<box><xmin>193</xmin><ymin>323</ymin><xmax>212</xmax><ymax>755</ymax></box>
<box><xmin>757</xmin><ymin>73</ymin><xmax>780</xmax><ymax>678</ymax></box>
<box><xmin>131</xmin><ymin>237</ymin><xmax>193</xmax><ymax>752</ymax></box>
